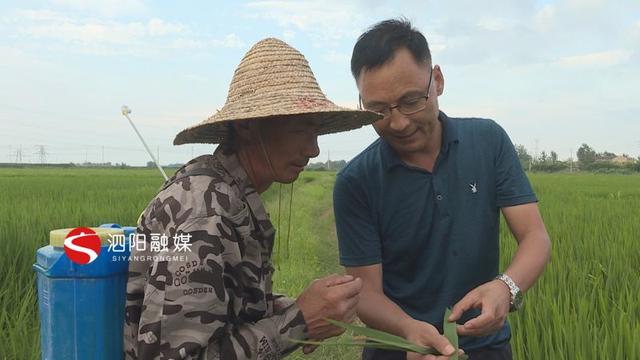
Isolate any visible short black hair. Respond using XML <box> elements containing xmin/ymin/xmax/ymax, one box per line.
<box><xmin>351</xmin><ymin>18</ymin><xmax>431</xmax><ymax>81</ymax></box>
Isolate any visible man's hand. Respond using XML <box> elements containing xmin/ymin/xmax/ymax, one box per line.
<box><xmin>448</xmin><ymin>279</ymin><xmax>511</xmax><ymax>337</ymax></box>
<box><xmin>402</xmin><ymin>318</ymin><xmax>461</xmax><ymax>360</ymax></box>
<box><xmin>296</xmin><ymin>274</ymin><xmax>362</xmax><ymax>353</ymax></box>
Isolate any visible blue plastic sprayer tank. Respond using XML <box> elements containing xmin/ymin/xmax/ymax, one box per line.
<box><xmin>33</xmin><ymin>224</ymin><xmax>135</xmax><ymax>360</ymax></box>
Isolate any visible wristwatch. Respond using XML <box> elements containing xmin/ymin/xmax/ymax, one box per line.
<box><xmin>495</xmin><ymin>273</ymin><xmax>523</xmax><ymax>312</ymax></box>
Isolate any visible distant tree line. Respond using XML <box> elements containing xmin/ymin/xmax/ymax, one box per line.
<box><xmin>307</xmin><ymin>143</ymin><xmax>640</xmax><ymax>174</ymax></box>
<box><xmin>6</xmin><ymin>145</ymin><xmax>637</xmax><ymax>174</ymax></box>
<box><xmin>306</xmin><ymin>160</ymin><xmax>348</xmax><ymax>171</ymax></box>
<box><xmin>515</xmin><ymin>143</ymin><xmax>640</xmax><ymax>173</ymax></box>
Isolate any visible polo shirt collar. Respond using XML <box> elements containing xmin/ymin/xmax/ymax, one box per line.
<box><xmin>381</xmin><ymin>110</ymin><xmax>459</xmax><ymax>171</ymax></box>
<box><xmin>440</xmin><ymin>111</ymin><xmax>459</xmax><ymax>153</ymax></box>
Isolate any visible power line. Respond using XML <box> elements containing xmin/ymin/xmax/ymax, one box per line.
<box><xmin>569</xmin><ymin>148</ymin><xmax>574</xmax><ymax>173</ymax></box>
<box><xmin>0</xmin><ymin>142</ymin><xmax>211</xmax><ymax>166</ymax></box>
<box><xmin>34</xmin><ymin>145</ymin><xmax>48</xmax><ymax>164</ymax></box>
<box><xmin>14</xmin><ymin>146</ymin><xmax>23</xmax><ymax>163</ymax></box>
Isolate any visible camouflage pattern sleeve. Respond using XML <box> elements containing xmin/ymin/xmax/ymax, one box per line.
<box><xmin>124</xmin><ymin>152</ymin><xmax>309</xmax><ymax>359</ymax></box>
<box><xmin>125</xmin><ymin>214</ymin><xmax>307</xmax><ymax>360</ymax></box>
<box><xmin>173</xmin><ymin>214</ymin><xmax>307</xmax><ymax>359</ymax></box>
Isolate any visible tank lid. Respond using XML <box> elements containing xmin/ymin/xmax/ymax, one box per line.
<box><xmin>49</xmin><ymin>227</ymin><xmax>124</xmax><ymax>247</ymax></box>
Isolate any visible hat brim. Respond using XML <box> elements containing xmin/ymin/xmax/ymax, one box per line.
<box><xmin>173</xmin><ymin>109</ymin><xmax>381</xmax><ymax>145</ymax></box>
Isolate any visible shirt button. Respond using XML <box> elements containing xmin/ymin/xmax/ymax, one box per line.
<box><xmin>436</xmin><ymin>194</ymin><xmax>443</xmax><ymax>201</ymax></box>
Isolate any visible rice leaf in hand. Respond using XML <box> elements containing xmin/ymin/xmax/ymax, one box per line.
<box><xmin>289</xmin><ymin>319</ymin><xmax>468</xmax><ymax>356</ymax></box>
<box><xmin>326</xmin><ymin>319</ymin><xmax>437</xmax><ymax>355</ymax></box>
<box><xmin>288</xmin><ymin>338</ymin><xmax>403</xmax><ymax>351</ymax></box>
<box><xmin>444</xmin><ymin>308</ymin><xmax>459</xmax><ymax>360</ymax></box>
<box><xmin>326</xmin><ymin>319</ymin><xmax>411</xmax><ymax>344</ymax></box>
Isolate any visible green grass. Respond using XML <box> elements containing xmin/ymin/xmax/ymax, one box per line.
<box><xmin>502</xmin><ymin>174</ymin><xmax>640</xmax><ymax>360</ymax></box>
<box><xmin>0</xmin><ymin>169</ymin><xmax>638</xmax><ymax>359</ymax></box>
<box><xmin>0</xmin><ymin>167</ymin><xmax>162</xmax><ymax>360</ymax></box>
<box><xmin>0</xmin><ymin>168</ymin><xmax>355</xmax><ymax>359</ymax></box>
<box><xmin>263</xmin><ymin>172</ymin><xmax>360</xmax><ymax>359</ymax></box>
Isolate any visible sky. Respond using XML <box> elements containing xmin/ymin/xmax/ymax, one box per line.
<box><xmin>1</xmin><ymin>0</ymin><xmax>638</xmax><ymax>166</ymax></box>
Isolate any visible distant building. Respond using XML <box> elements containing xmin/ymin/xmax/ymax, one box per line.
<box><xmin>611</xmin><ymin>155</ymin><xmax>635</xmax><ymax>165</ymax></box>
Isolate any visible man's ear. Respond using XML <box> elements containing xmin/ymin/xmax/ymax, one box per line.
<box><xmin>433</xmin><ymin>64</ymin><xmax>445</xmax><ymax>96</ymax></box>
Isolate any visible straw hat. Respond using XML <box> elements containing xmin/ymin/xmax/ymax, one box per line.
<box><xmin>173</xmin><ymin>38</ymin><xmax>381</xmax><ymax>145</ymax></box>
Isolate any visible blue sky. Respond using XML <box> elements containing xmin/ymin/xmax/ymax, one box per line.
<box><xmin>1</xmin><ymin>0</ymin><xmax>638</xmax><ymax>166</ymax></box>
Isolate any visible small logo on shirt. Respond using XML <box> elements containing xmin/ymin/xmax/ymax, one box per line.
<box><xmin>469</xmin><ymin>182</ymin><xmax>478</xmax><ymax>194</ymax></box>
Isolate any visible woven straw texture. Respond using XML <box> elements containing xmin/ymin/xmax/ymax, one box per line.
<box><xmin>174</xmin><ymin>38</ymin><xmax>380</xmax><ymax>145</ymax></box>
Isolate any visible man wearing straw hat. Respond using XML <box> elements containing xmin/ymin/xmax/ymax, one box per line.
<box><xmin>124</xmin><ymin>38</ymin><xmax>380</xmax><ymax>360</ymax></box>
<box><xmin>334</xmin><ymin>19</ymin><xmax>551</xmax><ymax>360</ymax></box>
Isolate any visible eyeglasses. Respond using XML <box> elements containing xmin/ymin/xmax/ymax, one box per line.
<box><xmin>358</xmin><ymin>67</ymin><xmax>433</xmax><ymax>118</ymax></box>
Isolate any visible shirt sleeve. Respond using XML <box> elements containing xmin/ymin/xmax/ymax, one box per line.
<box><xmin>333</xmin><ymin>172</ymin><xmax>382</xmax><ymax>267</ymax></box>
<box><xmin>128</xmin><ymin>214</ymin><xmax>307</xmax><ymax>360</ymax></box>
<box><xmin>491</xmin><ymin>121</ymin><xmax>538</xmax><ymax>208</ymax></box>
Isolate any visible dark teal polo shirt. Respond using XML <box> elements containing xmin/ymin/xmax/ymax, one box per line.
<box><xmin>333</xmin><ymin>111</ymin><xmax>537</xmax><ymax>351</ymax></box>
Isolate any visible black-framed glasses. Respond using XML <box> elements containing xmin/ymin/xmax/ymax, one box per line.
<box><xmin>358</xmin><ymin>67</ymin><xmax>433</xmax><ymax>118</ymax></box>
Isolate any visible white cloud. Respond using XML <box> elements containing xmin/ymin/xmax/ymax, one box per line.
<box><xmin>323</xmin><ymin>50</ymin><xmax>350</xmax><ymax>64</ymax></box>
<box><xmin>211</xmin><ymin>34</ymin><xmax>245</xmax><ymax>48</ymax></box>
<box><xmin>17</xmin><ymin>14</ymin><xmax>185</xmax><ymax>45</ymax></box>
<box><xmin>147</xmin><ymin>18</ymin><xmax>185</xmax><ymax>36</ymax></box>
<box><xmin>245</xmin><ymin>1</ymin><xmax>365</xmax><ymax>44</ymax></box>
<box><xmin>532</xmin><ymin>4</ymin><xmax>556</xmax><ymax>32</ymax></box>
<box><xmin>8</xmin><ymin>9</ymin><xmax>242</xmax><ymax>55</ymax></box>
<box><xmin>182</xmin><ymin>74</ymin><xmax>208</xmax><ymax>82</ymax></box>
<box><xmin>49</xmin><ymin>0</ymin><xmax>146</xmax><ymax>17</ymax></box>
<box><xmin>630</xmin><ymin>20</ymin><xmax>640</xmax><ymax>42</ymax></box>
<box><xmin>14</xmin><ymin>9</ymin><xmax>68</xmax><ymax>22</ymax></box>
<box><xmin>170</xmin><ymin>34</ymin><xmax>244</xmax><ymax>50</ymax></box>
<box><xmin>557</xmin><ymin>50</ymin><xmax>632</xmax><ymax>67</ymax></box>
<box><xmin>0</xmin><ymin>45</ymin><xmax>49</xmax><ymax>67</ymax></box>
<box><xmin>282</xmin><ymin>30</ymin><xmax>295</xmax><ymax>41</ymax></box>
<box><xmin>24</xmin><ymin>20</ymin><xmax>144</xmax><ymax>44</ymax></box>
<box><xmin>169</xmin><ymin>38</ymin><xmax>205</xmax><ymax>50</ymax></box>
<box><xmin>476</xmin><ymin>16</ymin><xmax>509</xmax><ymax>32</ymax></box>
<box><xmin>565</xmin><ymin>0</ymin><xmax>606</xmax><ymax>12</ymax></box>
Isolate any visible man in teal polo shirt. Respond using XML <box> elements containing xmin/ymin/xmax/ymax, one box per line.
<box><xmin>333</xmin><ymin>19</ymin><xmax>551</xmax><ymax>360</ymax></box>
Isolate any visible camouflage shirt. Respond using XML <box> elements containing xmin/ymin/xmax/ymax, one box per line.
<box><xmin>124</xmin><ymin>148</ymin><xmax>308</xmax><ymax>360</ymax></box>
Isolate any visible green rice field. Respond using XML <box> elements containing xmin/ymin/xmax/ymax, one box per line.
<box><xmin>0</xmin><ymin>168</ymin><xmax>638</xmax><ymax>359</ymax></box>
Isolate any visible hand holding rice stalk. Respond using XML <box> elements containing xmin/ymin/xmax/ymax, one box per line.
<box><xmin>290</xmin><ymin>308</ymin><xmax>467</xmax><ymax>359</ymax></box>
